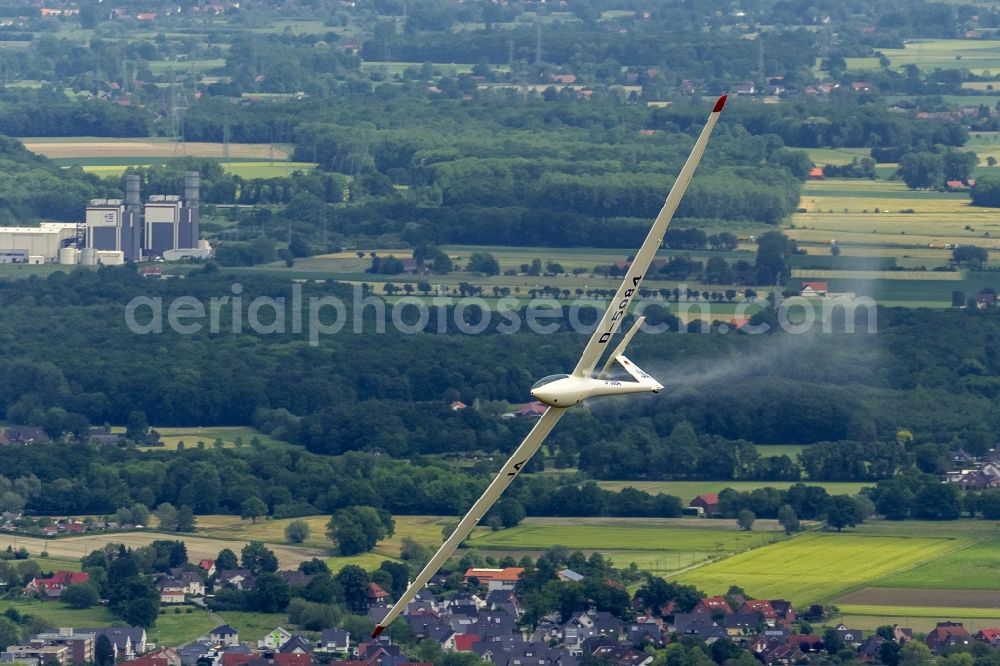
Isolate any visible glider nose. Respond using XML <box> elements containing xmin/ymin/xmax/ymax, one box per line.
<box><xmin>530</xmin><ymin>386</ymin><xmax>554</xmax><ymax>405</ymax></box>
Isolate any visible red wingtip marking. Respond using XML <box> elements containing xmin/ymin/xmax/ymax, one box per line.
<box><xmin>713</xmin><ymin>95</ymin><xmax>727</xmax><ymax>112</ymax></box>
<box><xmin>371</xmin><ymin>625</ymin><xmax>385</xmax><ymax>639</ymax></box>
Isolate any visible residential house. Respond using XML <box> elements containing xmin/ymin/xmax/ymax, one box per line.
<box><xmin>693</xmin><ymin>596</ymin><xmax>732</xmax><ymax>616</ymax></box>
<box><xmin>976</xmin><ymin>628</ymin><xmax>1000</xmax><ymax>647</ymax></box>
<box><xmin>625</xmin><ymin>623</ymin><xmax>663</xmax><ymax>648</ymax></box>
<box><xmin>762</xmin><ymin>642</ymin><xmax>804</xmax><ymax>666</ymax></box>
<box><xmin>217</xmin><ymin>570</ymin><xmax>255</xmax><ymax>590</ymax></box>
<box><xmin>210</xmin><ymin>626</ymin><xmax>239</xmax><ymax>648</ymax></box>
<box><xmin>221</xmin><ymin>646</ymin><xmax>255</xmax><ymax>666</ymax></box>
<box><xmin>198</xmin><ymin>560</ymin><xmax>216</xmax><ymax>577</ymax></box>
<box><xmin>82</xmin><ymin>628</ymin><xmax>147</xmax><ymax>662</ymax></box>
<box><xmin>157</xmin><ymin>578</ymin><xmax>187</xmax><ymax>605</ymax></box>
<box><xmin>317</xmin><ymin>629</ymin><xmax>349</xmax><ymax>653</ymax></box>
<box><xmin>724</xmin><ymin>612</ymin><xmax>760</xmax><ymax>637</ymax></box>
<box><xmin>833</xmin><ymin>625</ymin><xmax>864</xmax><ymax>648</ymax></box>
<box><xmin>278</xmin><ymin>636</ymin><xmax>313</xmax><ymax>655</ymax></box>
<box><xmin>926</xmin><ymin>622</ymin><xmax>971</xmax><ymax>654</ymax></box>
<box><xmin>688</xmin><ymin>494</ymin><xmax>719</xmax><ymax>516</ymax></box>
<box><xmin>857</xmin><ymin>636</ymin><xmax>885</xmax><ymax>663</ymax></box>
<box><xmin>740</xmin><ymin>600</ymin><xmax>778</xmax><ymax>626</ymax></box>
<box><xmin>770</xmin><ymin>600</ymin><xmax>794</xmax><ymax>627</ymax></box>
<box><xmin>453</xmin><ymin>635</ymin><xmax>480</xmax><ymax>652</ymax></box>
<box><xmin>367</xmin><ymin>583</ymin><xmax>390</xmax><ymax>608</ymax></box>
<box><xmin>178</xmin><ymin>641</ymin><xmax>214</xmax><ymax>666</ymax></box>
<box><xmin>785</xmin><ymin>635</ymin><xmax>822</xmax><ymax>653</ymax></box>
<box><xmin>273</xmin><ymin>655</ymin><xmax>312</xmax><ymax>666</ymax></box>
<box><xmin>484</xmin><ymin>590</ymin><xmax>521</xmax><ymax>616</ymax></box>
<box><xmin>165</xmin><ymin>570</ymin><xmax>205</xmax><ymax>596</ymax></box>
<box><xmin>277</xmin><ymin>571</ymin><xmax>314</xmax><ymax>589</ymax></box>
<box><xmin>3</xmin><ymin>426</ymin><xmax>49</xmax><ymax>445</ymax></box>
<box><xmin>808</xmin><ymin>167</ymin><xmax>824</xmax><ymax>180</ymax></box>
<box><xmin>893</xmin><ymin>626</ymin><xmax>913</xmax><ymax>643</ymax></box>
<box><xmin>122</xmin><ymin>649</ymin><xmax>182</xmax><ymax>666</ymax></box>
<box><xmin>671</xmin><ymin>613</ymin><xmax>727</xmax><ymax>640</ymax></box>
<box><xmin>259</xmin><ymin>628</ymin><xmax>293</xmax><ymax>651</ymax></box>
<box><xmin>514</xmin><ymin>402</ymin><xmax>547</xmax><ymax>418</ymax></box>
<box><xmin>25</xmin><ymin>571</ymin><xmax>90</xmax><ymax>601</ymax></box>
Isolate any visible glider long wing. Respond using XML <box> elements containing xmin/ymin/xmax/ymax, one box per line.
<box><xmin>371</xmin><ymin>96</ymin><xmax>727</xmax><ymax>638</ymax></box>
<box><xmin>572</xmin><ymin>94</ymin><xmax>727</xmax><ymax>378</ymax></box>
<box><xmin>372</xmin><ymin>406</ymin><xmax>566</xmax><ymax>638</ymax></box>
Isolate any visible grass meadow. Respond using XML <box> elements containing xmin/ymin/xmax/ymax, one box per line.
<box><xmin>466</xmin><ymin>517</ymin><xmax>786</xmax><ymax>572</ymax></box>
<box><xmin>837</xmin><ymin>613</ymin><xmax>1000</xmax><ymax>634</ymax></box>
<box><xmin>845</xmin><ymin>39</ymin><xmax>1000</xmax><ymax>75</ymax></box>
<box><xmin>593</xmin><ymin>480</ymin><xmax>870</xmax><ymax>503</ymax></box>
<box><xmin>868</xmin><ymin>538</ymin><xmax>1000</xmax><ymax>590</ymax></box>
<box><xmin>675</xmin><ymin>532</ymin><xmax>963</xmax><ymax>605</ymax></box>
<box><xmin>150</xmin><ymin>606</ymin><xmax>219</xmax><ymax>646</ymax></box>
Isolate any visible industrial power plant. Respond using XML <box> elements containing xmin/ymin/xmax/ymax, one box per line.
<box><xmin>0</xmin><ymin>171</ymin><xmax>210</xmax><ymax>266</ymax></box>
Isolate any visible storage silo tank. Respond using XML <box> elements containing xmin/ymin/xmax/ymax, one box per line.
<box><xmin>80</xmin><ymin>248</ymin><xmax>97</xmax><ymax>266</ymax></box>
<box><xmin>58</xmin><ymin>247</ymin><xmax>79</xmax><ymax>265</ymax></box>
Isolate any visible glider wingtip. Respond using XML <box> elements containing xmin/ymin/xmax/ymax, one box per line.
<box><xmin>713</xmin><ymin>95</ymin><xmax>727</xmax><ymax>112</ymax></box>
<box><xmin>372</xmin><ymin>625</ymin><xmax>385</xmax><ymax>640</ymax></box>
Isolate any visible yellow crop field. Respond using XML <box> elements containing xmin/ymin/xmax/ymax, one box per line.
<box><xmin>790</xmin><ymin>179</ymin><xmax>1000</xmax><ymax>250</ymax></box>
<box><xmin>675</xmin><ymin>532</ymin><xmax>963</xmax><ymax>605</ymax></box>
<box><xmin>20</xmin><ymin>138</ymin><xmax>291</xmax><ymax>160</ymax></box>
<box><xmin>791</xmin><ymin>269</ymin><xmax>963</xmax><ymax>280</ymax></box>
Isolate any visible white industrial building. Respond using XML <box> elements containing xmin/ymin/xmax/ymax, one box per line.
<box><xmin>0</xmin><ymin>223</ymin><xmax>78</xmax><ymax>263</ymax></box>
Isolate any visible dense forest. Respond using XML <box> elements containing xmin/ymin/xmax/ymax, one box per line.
<box><xmin>0</xmin><ymin>268</ymin><xmax>997</xmax><ymax>504</ymax></box>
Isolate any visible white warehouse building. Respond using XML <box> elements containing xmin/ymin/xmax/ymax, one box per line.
<box><xmin>0</xmin><ymin>223</ymin><xmax>78</xmax><ymax>263</ymax></box>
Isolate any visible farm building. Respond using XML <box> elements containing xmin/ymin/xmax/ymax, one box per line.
<box><xmin>800</xmin><ymin>281</ymin><xmax>829</xmax><ymax>297</ymax></box>
<box><xmin>463</xmin><ymin>567</ymin><xmax>524</xmax><ymax>591</ymax></box>
<box><xmin>689</xmin><ymin>493</ymin><xmax>720</xmax><ymax>516</ymax></box>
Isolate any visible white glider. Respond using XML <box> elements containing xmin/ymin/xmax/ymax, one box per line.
<box><xmin>372</xmin><ymin>94</ymin><xmax>727</xmax><ymax>639</ymax></box>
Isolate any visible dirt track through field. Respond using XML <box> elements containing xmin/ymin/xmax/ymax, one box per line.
<box><xmin>839</xmin><ymin>587</ymin><xmax>1000</xmax><ymax>608</ymax></box>
<box><xmin>22</xmin><ymin>141</ymin><xmax>290</xmax><ymax>160</ymax></box>
<box><xmin>0</xmin><ymin>532</ymin><xmax>327</xmax><ymax>568</ymax></box>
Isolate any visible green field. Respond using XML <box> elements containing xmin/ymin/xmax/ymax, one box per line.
<box><xmin>150</xmin><ymin>607</ymin><xmax>219</xmax><ymax>646</ymax></box>
<box><xmin>877</xmin><ymin>539</ymin><xmax>1000</xmax><ymax>589</ymax></box>
<box><xmin>593</xmin><ymin>481</ymin><xmax>871</xmax><ymax>503</ymax></box>
<box><xmin>215</xmin><ymin>611</ymin><xmax>298</xmax><ymax>642</ymax></box>
<box><xmin>807</xmin><ymin>148</ymin><xmax>872</xmax><ymax>166</ymax></box>
<box><xmin>675</xmin><ymin>532</ymin><xmax>963</xmax><ymax>605</ymax></box>
<box><xmin>846</xmin><ymin>39</ymin><xmax>1000</xmax><ymax>74</ymax></box>
<box><xmin>787</xmin><ymin>177</ymin><xmax>1000</xmax><ymax>306</ymax></box>
<box><xmin>0</xmin><ymin>599</ymin><xmax>116</xmax><ymax>627</ymax></box>
<box><xmin>754</xmin><ymin>444</ymin><xmax>807</xmax><ymax>458</ymax></box>
<box><xmin>467</xmin><ymin>517</ymin><xmax>785</xmax><ymax>571</ymax></box>
<box><xmin>147</xmin><ymin>58</ymin><xmax>226</xmax><ymax>74</ymax></box>
<box><xmin>197</xmin><ymin>514</ymin><xmax>785</xmax><ymax>575</ymax></box>
<box><xmin>198</xmin><ymin>514</ymin><xmax>447</xmax><ymax>573</ymax></box>
<box><xmin>837</xmin><ymin>613</ymin><xmax>1000</xmax><ymax>633</ymax></box>
<box><xmin>838</xmin><ymin>604</ymin><xmax>1000</xmax><ymax>620</ymax></box>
